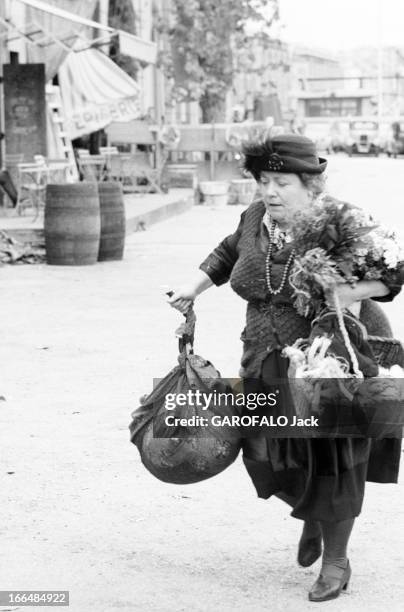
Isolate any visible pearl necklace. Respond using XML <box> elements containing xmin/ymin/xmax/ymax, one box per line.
<box><xmin>265</xmin><ymin>221</ymin><xmax>296</xmax><ymax>295</ymax></box>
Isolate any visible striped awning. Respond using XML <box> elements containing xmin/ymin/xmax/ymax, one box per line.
<box><xmin>58</xmin><ymin>47</ymin><xmax>141</xmax><ymax>139</ymax></box>
<box><xmin>8</xmin><ymin>0</ymin><xmax>157</xmax><ymax>63</ymax></box>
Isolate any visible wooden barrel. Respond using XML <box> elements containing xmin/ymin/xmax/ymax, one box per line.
<box><xmin>45</xmin><ymin>183</ymin><xmax>100</xmax><ymax>266</ymax></box>
<box><xmin>97</xmin><ymin>182</ymin><xmax>126</xmax><ymax>261</ymax></box>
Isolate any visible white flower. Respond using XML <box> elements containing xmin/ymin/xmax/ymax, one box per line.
<box><xmin>382</xmin><ymin>237</ymin><xmax>402</xmax><ymax>268</ymax></box>
<box><xmin>356</xmin><ymin>247</ymin><xmax>368</xmax><ymax>257</ymax></box>
<box><xmin>367</xmin><ymin>228</ymin><xmax>390</xmax><ymax>259</ymax></box>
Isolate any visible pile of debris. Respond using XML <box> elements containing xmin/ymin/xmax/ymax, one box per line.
<box><xmin>0</xmin><ymin>230</ymin><xmax>45</xmax><ymax>265</ymax></box>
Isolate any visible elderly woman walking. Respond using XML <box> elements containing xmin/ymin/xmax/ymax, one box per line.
<box><xmin>168</xmin><ymin>134</ymin><xmax>403</xmax><ymax>602</ymax></box>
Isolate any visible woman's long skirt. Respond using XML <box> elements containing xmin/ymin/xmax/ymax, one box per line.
<box><xmin>242</xmin><ymin>350</ymin><xmax>401</xmax><ymax>522</ymax></box>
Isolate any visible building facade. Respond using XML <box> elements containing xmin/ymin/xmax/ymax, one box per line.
<box><xmin>230</xmin><ymin>37</ymin><xmax>291</xmax><ymax>124</ymax></box>
<box><xmin>291</xmin><ymin>45</ymin><xmax>404</xmax><ymax>120</ymax></box>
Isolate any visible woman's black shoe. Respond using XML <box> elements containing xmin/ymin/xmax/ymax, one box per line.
<box><xmin>308</xmin><ymin>561</ymin><xmax>351</xmax><ymax>602</ymax></box>
<box><xmin>297</xmin><ymin>524</ymin><xmax>322</xmax><ymax>567</ymax></box>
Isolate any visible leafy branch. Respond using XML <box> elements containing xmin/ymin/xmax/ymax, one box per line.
<box><xmin>157</xmin><ymin>0</ymin><xmax>280</xmax><ymax>122</ymax></box>
<box><xmin>108</xmin><ymin>0</ymin><xmax>141</xmax><ymax>80</ymax></box>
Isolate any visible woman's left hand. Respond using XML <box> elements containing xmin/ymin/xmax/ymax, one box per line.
<box><xmin>325</xmin><ymin>279</ymin><xmax>390</xmax><ymax>310</ymax></box>
<box><xmin>325</xmin><ymin>283</ymin><xmax>362</xmax><ymax>310</ymax></box>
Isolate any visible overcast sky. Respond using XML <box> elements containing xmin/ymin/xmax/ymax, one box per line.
<box><xmin>278</xmin><ymin>0</ymin><xmax>404</xmax><ymax>50</ymax></box>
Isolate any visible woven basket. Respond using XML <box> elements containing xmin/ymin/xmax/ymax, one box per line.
<box><xmin>311</xmin><ymin>304</ymin><xmax>404</xmax><ymax>373</ymax></box>
<box><xmin>288</xmin><ymin>299</ymin><xmax>404</xmax><ymax>421</ymax></box>
<box><xmin>368</xmin><ymin>336</ymin><xmax>404</xmax><ymax>368</ymax></box>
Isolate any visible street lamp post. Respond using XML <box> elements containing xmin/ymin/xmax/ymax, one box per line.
<box><xmin>0</xmin><ymin>0</ymin><xmax>7</xmax><ymax>169</ymax></box>
<box><xmin>377</xmin><ymin>0</ymin><xmax>383</xmax><ymax>133</ymax></box>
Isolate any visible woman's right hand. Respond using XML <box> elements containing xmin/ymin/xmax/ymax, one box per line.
<box><xmin>167</xmin><ymin>287</ymin><xmax>197</xmax><ymax>314</ymax></box>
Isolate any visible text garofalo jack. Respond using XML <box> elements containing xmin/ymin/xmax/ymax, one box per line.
<box><xmin>163</xmin><ymin>389</ymin><xmax>318</xmax><ymax>428</ymax></box>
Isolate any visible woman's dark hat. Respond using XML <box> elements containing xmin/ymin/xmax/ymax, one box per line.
<box><xmin>243</xmin><ymin>134</ymin><xmax>327</xmax><ymax>175</ymax></box>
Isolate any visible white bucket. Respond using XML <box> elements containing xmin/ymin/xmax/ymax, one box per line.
<box><xmin>229</xmin><ymin>179</ymin><xmax>257</xmax><ymax>206</ymax></box>
<box><xmin>199</xmin><ymin>181</ymin><xmax>229</xmax><ymax>207</ymax></box>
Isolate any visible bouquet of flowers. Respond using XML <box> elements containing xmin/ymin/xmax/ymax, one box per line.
<box><xmin>282</xmin><ymin>196</ymin><xmax>404</xmax><ymax>436</ymax></box>
<box><xmin>288</xmin><ymin>196</ymin><xmax>404</xmax><ymax>319</ymax></box>
<box><xmin>283</xmin><ymin>196</ymin><xmax>404</xmax><ymax>380</ymax></box>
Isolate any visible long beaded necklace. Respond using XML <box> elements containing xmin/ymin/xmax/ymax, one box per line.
<box><xmin>265</xmin><ymin>221</ymin><xmax>296</xmax><ymax>295</ymax></box>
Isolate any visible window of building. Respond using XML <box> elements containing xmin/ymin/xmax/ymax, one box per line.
<box><xmin>305</xmin><ymin>98</ymin><xmax>361</xmax><ymax>117</ymax></box>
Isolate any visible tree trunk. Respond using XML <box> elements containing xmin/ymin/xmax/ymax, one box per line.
<box><xmin>200</xmin><ymin>97</ymin><xmax>226</xmax><ymax>124</ymax></box>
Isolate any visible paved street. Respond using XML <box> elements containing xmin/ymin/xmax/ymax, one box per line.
<box><xmin>1</xmin><ymin>155</ymin><xmax>404</xmax><ymax>612</ymax></box>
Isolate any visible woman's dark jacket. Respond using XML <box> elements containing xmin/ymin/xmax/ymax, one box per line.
<box><xmin>200</xmin><ymin>199</ymin><xmax>402</xmax><ymax>377</ymax></box>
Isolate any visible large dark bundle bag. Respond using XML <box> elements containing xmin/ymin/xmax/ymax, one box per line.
<box><xmin>129</xmin><ymin>309</ymin><xmax>241</xmax><ymax>484</ymax></box>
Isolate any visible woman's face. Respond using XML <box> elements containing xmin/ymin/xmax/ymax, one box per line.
<box><xmin>258</xmin><ymin>171</ymin><xmax>313</xmax><ymax>227</ymax></box>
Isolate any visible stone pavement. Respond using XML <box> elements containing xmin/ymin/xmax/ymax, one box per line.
<box><xmin>1</xmin><ymin>156</ymin><xmax>404</xmax><ymax>612</ymax></box>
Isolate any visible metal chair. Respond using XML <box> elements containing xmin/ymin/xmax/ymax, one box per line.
<box><xmin>117</xmin><ymin>154</ymin><xmax>151</xmax><ymax>193</ymax></box>
<box><xmin>4</xmin><ymin>154</ymin><xmax>24</xmax><ymax>207</ymax></box>
<box><xmin>107</xmin><ymin>155</ymin><xmax>123</xmax><ymax>181</ymax></box>
<box><xmin>100</xmin><ymin>147</ymin><xmax>120</xmax><ymax>180</ymax></box>
<box><xmin>47</xmin><ymin>158</ymin><xmax>71</xmax><ymax>183</ymax></box>
<box><xmin>76</xmin><ymin>149</ymin><xmax>91</xmax><ymax>158</ymax></box>
<box><xmin>77</xmin><ymin>155</ymin><xmax>107</xmax><ymax>182</ymax></box>
<box><xmin>99</xmin><ymin>146</ymin><xmax>119</xmax><ymax>156</ymax></box>
<box><xmin>129</xmin><ymin>152</ymin><xmax>163</xmax><ymax>193</ymax></box>
<box><xmin>16</xmin><ymin>158</ymin><xmax>49</xmax><ymax>219</ymax></box>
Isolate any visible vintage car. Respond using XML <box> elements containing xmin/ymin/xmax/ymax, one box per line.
<box><xmin>304</xmin><ymin>123</ymin><xmax>333</xmax><ymax>154</ymax></box>
<box><xmin>345</xmin><ymin>120</ymin><xmax>382</xmax><ymax>155</ymax></box>
<box><xmin>385</xmin><ymin>121</ymin><xmax>404</xmax><ymax>157</ymax></box>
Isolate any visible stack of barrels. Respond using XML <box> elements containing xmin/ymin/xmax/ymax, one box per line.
<box><xmin>44</xmin><ymin>182</ymin><xmax>126</xmax><ymax>265</ymax></box>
